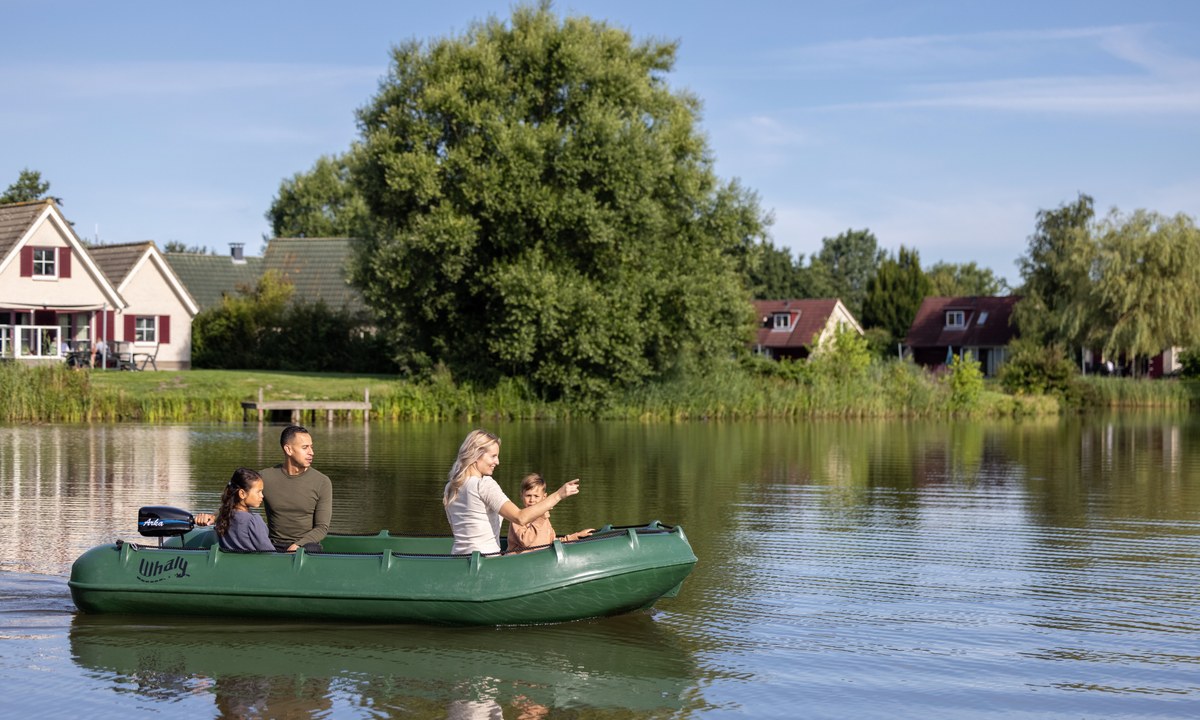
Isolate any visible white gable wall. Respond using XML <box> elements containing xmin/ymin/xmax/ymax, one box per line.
<box><xmin>117</xmin><ymin>251</ymin><xmax>196</xmax><ymax>370</ymax></box>
<box><xmin>0</xmin><ymin>214</ymin><xmax>120</xmax><ymax>310</ymax></box>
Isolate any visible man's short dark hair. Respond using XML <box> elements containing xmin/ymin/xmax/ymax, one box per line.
<box><xmin>280</xmin><ymin>425</ymin><xmax>310</xmax><ymax>448</ymax></box>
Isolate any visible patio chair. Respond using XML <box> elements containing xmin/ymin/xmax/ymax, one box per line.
<box><xmin>134</xmin><ymin>344</ymin><xmax>160</xmax><ymax>371</ymax></box>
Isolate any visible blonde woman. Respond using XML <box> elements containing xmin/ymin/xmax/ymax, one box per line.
<box><xmin>443</xmin><ymin>429</ymin><xmax>581</xmax><ymax>555</ymax></box>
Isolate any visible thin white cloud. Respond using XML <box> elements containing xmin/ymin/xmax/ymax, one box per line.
<box><xmin>783</xmin><ymin>24</ymin><xmax>1153</xmax><ymax>71</ymax></box>
<box><xmin>851</xmin><ymin>75</ymin><xmax>1200</xmax><ymax>114</ymax></box>
<box><xmin>0</xmin><ymin>61</ymin><xmax>381</xmax><ymax>99</ymax></box>
<box><xmin>735</xmin><ymin>115</ymin><xmax>810</xmax><ymax>148</ymax></box>
<box><xmin>784</xmin><ymin>23</ymin><xmax>1200</xmax><ymax>116</ymax></box>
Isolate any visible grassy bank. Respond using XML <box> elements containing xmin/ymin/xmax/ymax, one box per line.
<box><xmin>5</xmin><ymin>360</ymin><xmax>1193</xmax><ymax>424</ymax></box>
<box><xmin>2</xmin><ymin>360</ymin><xmax>1190</xmax><ymax>422</ymax></box>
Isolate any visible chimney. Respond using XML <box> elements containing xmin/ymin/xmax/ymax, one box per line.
<box><xmin>229</xmin><ymin>242</ymin><xmax>245</xmax><ymax>264</ymax></box>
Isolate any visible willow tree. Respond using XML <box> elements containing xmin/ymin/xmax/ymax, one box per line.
<box><xmin>1091</xmin><ymin>209</ymin><xmax>1200</xmax><ymax>366</ymax></box>
<box><xmin>351</xmin><ymin>4</ymin><xmax>767</xmax><ymax>399</ymax></box>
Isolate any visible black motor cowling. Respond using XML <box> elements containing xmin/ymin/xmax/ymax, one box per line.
<box><xmin>137</xmin><ymin>506</ymin><xmax>194</xmax><ymax>538</ymax></box>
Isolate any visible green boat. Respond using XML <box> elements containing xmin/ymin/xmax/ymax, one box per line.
<box><xmin>68</xmin><ymin>507</ymin><xmax>697</xmax><ymax>625</ymax></box>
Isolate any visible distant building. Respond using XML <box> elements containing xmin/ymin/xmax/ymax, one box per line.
<box><xmin>904</xmin><ymin>296</ymin><xmax>1019</xmax><ymax>377</ymax></box>
<box><xmin>165</xmin><ymin>238</ymin><xmax>366</xmax><ymax>315</ymax></box>
<box><xmin>262</xmin><ymin>237</ymin><xmax>368</xmax><ymax>316</ymax></box>
<box><xmin>752</xmin><ymin>298</ymin><xmax>864</xmax><ymax>360</ymax></box>
<box><xmin>163</xmin><ymin>244</ymin><xmax>264</xmax><ymax>311</ymax></box>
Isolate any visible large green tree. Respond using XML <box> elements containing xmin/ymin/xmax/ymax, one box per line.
<box><xmin>1014</xmin><ymin>194</ymin><xmax>1096</xmax><ymax>346</ymax></box>
<box><xmin>1</xmin><ymin>169</ymin><xmax>51</xmax><ymax>204</ymax></box>
<box><xmin>746</xmin><ymin>241</ymin><xmax>806</xmax><ymax>299</ymax></box>
<box><xmin>926</xmin><ymin>261</ymin><xmax>1010</xmax><ymax>297</ymax></box>
<box><xmin>351</xmin><ymin>4</ymin><xmax>767</xmax><ymax>399</ymax></box>
<box><xmin>807</xmin><ymin>229</ymin><xmax>884</xmax><ymax>317</ymax></box>
<box><xmin>266</xmin><ymin>154</ymin><xmax>370</xmax><ymax>238</ymax></box>
<box><xmin>861</xmin><ymin>245</ymin><xmax>931</xmax><ymax>340</ymax></box>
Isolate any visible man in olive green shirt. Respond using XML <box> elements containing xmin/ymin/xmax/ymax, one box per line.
<box><xmin>259</xmin><ymin>425</ymin><xmax>332</xmax><ymax>552</ymax></box>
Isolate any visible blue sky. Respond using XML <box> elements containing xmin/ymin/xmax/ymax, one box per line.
<box><xmin>3</xmin><ymin>1</ymin><xmax>1198</xmax><ymax>285</ymax></box>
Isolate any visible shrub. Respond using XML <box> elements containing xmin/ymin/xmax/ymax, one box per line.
<box><xmin>998</xmin><ymin>339</ymin><xmax>1077</xmax><ymax>397</ymax></box>
<box><xmin>1179</xmin><ymin>348</ymin><xmax>1200</xmax><ymax>378</ymax></box>
<box><xmin>862</xmin><ymin>326</ymin><xmax>897</xmax><ymax>359</ymax></box>
<box><xmin>192</xmin><ymin>271</ymin><xmax>396</xmax><ymax>374</ymax></box>
<box><xmin>947</xmin><ymin>353</ymin><xmax>984</xmax><ymax>411</ymax></box>
<box><xmin>809</xmin><ymin>325</ymin><xmax>872</xmax><ymax>384</ymax></box>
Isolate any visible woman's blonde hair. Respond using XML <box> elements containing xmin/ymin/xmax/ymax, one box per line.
<box><xmin>444</xmin><ymin>429</ymin><xmax>500</xmax><ymax>506</ymax></box>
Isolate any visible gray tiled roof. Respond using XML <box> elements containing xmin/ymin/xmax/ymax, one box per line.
<box><xmin>88</xmin><ymin>241</ymin><xmax>151</xmax><ymax>286</ymax></box>
<box><xmin>0</xmin><ymin>200</ymin><xmax>53</xmax><ymax>262</ymax></box>
<box><xmin>164</xmin><ymin>252</ymin><xmax>264</xmax><ymax>310</ymax></box>
<box><xmin>263</xmin><ymin>237</ymin><xmax>366</xmax><ymax>314</ymax></box>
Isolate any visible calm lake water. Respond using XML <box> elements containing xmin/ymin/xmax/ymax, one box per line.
<box><xmin>2</xmin><ymin>416</ymin><xmax>1200</xmax><ymax>718</ymax></box>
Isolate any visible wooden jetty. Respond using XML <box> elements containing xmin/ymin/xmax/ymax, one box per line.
<box><xmin>242</xmin><ymin>388</ymin><xmax>371</xmax><ymax>424</ymax></box>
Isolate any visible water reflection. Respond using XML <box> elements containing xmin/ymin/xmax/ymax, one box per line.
<box><xmin>7</xmin><ymin>416</ymin><xmax>1200</xmax><ymax>717</ymax></box>
<box><xmin>69</xmin><ymin>612</ymin><xmax>701</xmax><ymax>717</ymax></box>
<box><xmin>0</xmin><ymin>424</ymin><xmax>197</xmax><ymax>574</ymax></box>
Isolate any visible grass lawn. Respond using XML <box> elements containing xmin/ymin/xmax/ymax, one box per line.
<box><xmin>88</xmin><ymin>369</ymin><xmax>400</xmax><ymax>401</ymax></box>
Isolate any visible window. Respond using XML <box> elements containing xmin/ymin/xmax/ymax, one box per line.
<box><xmin>125</xmin><ymin>314</ymin><xmax>169</xmax><ymax>346</ymax></box>
<box><xmin>17</xmin><ymin>326</ymin><xmax>60</xmax><ymax>358</ymax></box>
<box><xmin>772</xmin><ymin>312</ymin><xmax>792</xmax><ymax>331</ymax></box>
<box><xmin>945</xmin><ymin>310</ymin><xmax>965</xmax><ymax>328</ymax></box>
<box><xmin>134</xmin><ymin>316</ymin><xmax>158</xmax><ymax>344</ymax></box>
<box><xmin>977</xmin><ymin>311</ymin><xmax>988</xmax><ymax>326</ymax></box>
<box><xmin>33</xmin><ymin>248</ymin><xmax>56</xmax><ymax>277</ymax></box>
<box><xmin>0</xmin><ymin>326</ymin><xmax>10</xmax><ymax>358</ymax></box>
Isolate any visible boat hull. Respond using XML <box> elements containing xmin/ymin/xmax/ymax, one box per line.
<box><xmin>69</xmin><ymin>522</ymin><xmax>697</xmax><ymax>625</ymax></box>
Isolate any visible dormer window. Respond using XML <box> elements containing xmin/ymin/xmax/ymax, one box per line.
<box><xmin>945</xmin><ymin>310</ymin><xmax>966</xmax><ymax>328</ymax></box>
<box><xmin>772</xmin><ymin>312</ymin><xmax>793</xmax><ymax>331</ymax></box>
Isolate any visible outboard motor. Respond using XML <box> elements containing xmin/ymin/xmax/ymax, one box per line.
<box><xmin>138</xmin><ymin>506</ymin><xmax>195</xmax><ymax>547</ymax></box>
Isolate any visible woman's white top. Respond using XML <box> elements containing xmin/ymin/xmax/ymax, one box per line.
<box><xmin>444</xmin><ymin>475</ymin><xmax>510</xmax><ymax>555</ymax></box>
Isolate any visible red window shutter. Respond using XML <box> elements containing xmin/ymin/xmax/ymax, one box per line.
<box><xmin>96</xmin><ymin>309</ymin><xmax>116</xmax><ymax>343</ymax></box>
<box><xmin>124</xmin><ymin>315</ymin><xmax>136</xmax><ymax>342</ymax></box>
<box><xmin>59</xmin><ymin>249</ymin><xmax>71</xmax><ymax>278</ymax></box>
<box><xmin>20</xmin><ymin>247</ymin><xmax>33</xmax><ymax>277</ymax></box>
<box><xmin>159</xmin><ymin>315</ymin><xmax>170</xmax><ymax>344</ymax></box>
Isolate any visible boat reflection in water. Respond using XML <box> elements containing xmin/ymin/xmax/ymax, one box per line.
<box><xmin>69</xmin><ymin>611</ymin><xmax>702</xmax><ymax>717</ymax></box>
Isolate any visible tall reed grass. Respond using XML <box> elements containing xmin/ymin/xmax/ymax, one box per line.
<box><xmin>1077</xmin><ymin>376</ymin><xmax>1198</xmax><ymax>407</ymax></box>
<box><xmin>0</xmin><ymin>361</ymin><xmax>94</xmax><ymax>422</ymax></box>
<box><xmin>1</xmin><ymin>360</ymin><xmax>1191</xmax><ymax>424</ymax></box>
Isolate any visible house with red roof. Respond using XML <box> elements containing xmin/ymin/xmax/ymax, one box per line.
<box><xmin>904</xmin><ymin>296</ymin><xmax>1019</xmax><ymax>376</ymax></box>
<box><xmin>752</xmin><ymin>298</ymin><xmax>864</xmax><ymax>360</ymax></box>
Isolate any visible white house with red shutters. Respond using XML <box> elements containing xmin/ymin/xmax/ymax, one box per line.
<box><xmin>0</xmin><ymin>199</ymin><xmax>198</xmax><ymax>369</ymax></box>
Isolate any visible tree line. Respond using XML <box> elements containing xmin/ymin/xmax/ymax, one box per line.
<box><xmin>8</xmin><ymin>4</ymin><xmax>1200</xmax><ymax>399</ymax></box>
